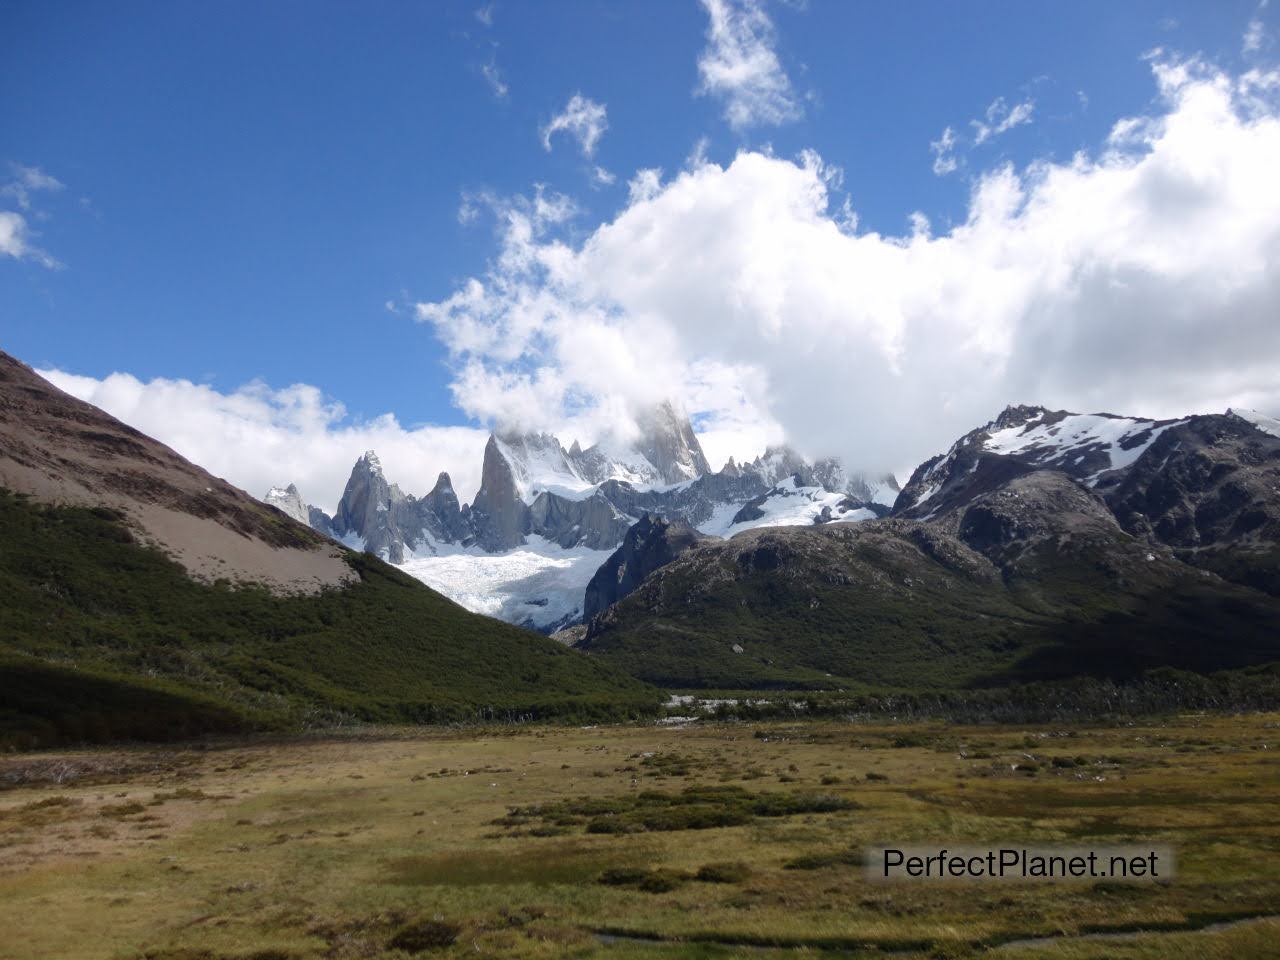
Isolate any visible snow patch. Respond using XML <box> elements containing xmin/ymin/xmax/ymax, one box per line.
<box><xmin>698</xmin><ymin>478</ymin><xmax>871</xmax><ymax>538</ymax></box>
<box><xmin>1229</xmin><ymin>408</ymin><xmax>1280</xmax><ymax>439</ymax></box>
<box><xmin>984</xmin><ymin>413</ymin><xmax>1186</xmax><ymax>483</ymax></box>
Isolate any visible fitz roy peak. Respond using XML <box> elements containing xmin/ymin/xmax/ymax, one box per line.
<box><xmin>262</xmin><ymin>400</ymin><xmax>899</xmax><ymax>630</ymax></box>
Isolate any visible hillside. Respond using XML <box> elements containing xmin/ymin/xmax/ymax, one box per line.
<box><xmin>581</xmin><ymin>416</ymin><xmax>1280</xmax><ymax>691</ymax></box>
<box><xmin>0</xmin><ymin>353</ymin><xmax>660</xmax><ymax>747</ymax></box>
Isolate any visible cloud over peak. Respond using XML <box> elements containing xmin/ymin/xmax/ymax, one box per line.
<box><xmin>418</xmin><ymin>54</ymin><xmax>1280</xmax><ymax>473</ymax></box>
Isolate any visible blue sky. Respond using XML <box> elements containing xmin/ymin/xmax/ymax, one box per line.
<box><xmin>4</xmin><ymin>1</ymin><xmax>1279</xmax><ymax>505</ymax></box>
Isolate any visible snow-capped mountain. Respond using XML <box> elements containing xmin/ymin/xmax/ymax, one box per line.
<box><xmin>1229</xmin><ymin>407</ymin><xmax>1280</xmax><ymax>439</ymax></box>
<box><xmin>894</xmin><ymin>404</ymin><xmax>1185</xmax><ymax>520</ymax></box>
<box><xmin>263</xmin><ymin>483</ymin><xmax>310</xmax><ymax>525</ymax></box>
<box><xmin>261</xmin><ymin>400</ymin><xmax>894</xmax><ymax>631</ymax></box>
<box><xmin>263</xmin><ymin>398</ymin><xmax>1279</xmax><ymax>632</ymax></box>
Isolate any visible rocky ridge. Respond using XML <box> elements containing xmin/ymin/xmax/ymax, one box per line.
<box><xmin>583</xmin><ymin>514</ymin><xmax>712</xmax><ymax>622</ymax></box>
<box><xmin>267</xmin><ymin>403</ymin><xmax>896</xmax><ymax>567</ymax></box>
<box><xmin>577</xmin><ymin>402</ymin><xmax>1280</xmax><ymax>687</ymax></box>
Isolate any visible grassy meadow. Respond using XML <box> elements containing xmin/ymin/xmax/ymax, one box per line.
<box><xmin>1</xmin><ymin>713</ymin><xmax>1278</xmax><ymax>959</ymax></box>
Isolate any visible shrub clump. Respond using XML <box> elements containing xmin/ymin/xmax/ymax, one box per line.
<box><xmin>502</xmin><ymin>785</ymin><xmax>855</xmax><ymax>836</ymax></box>
<box><xmin>386</xmin><ymin>918</ymin><xmax>461</xmax><ymax>952</ymax></box>
<box><xmin>784</xmin><ymin>849</ymin><xmax>865</xmax><ymax>871</ymax></box>
<box><xmin>695</xmin><ymin>861</ymin><xmax>753</xmax><ymax>883</ymax></box>
<box><xmin>597</xmin><ymin>867</ymin><xmax>690</xmax><ymax>893</ymax></box>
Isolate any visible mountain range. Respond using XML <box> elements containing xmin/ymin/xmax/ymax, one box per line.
<box><xmin>5</xmin><ymin>342</ymin><xmax>1279</xmax><ymax>747</ymax></box>
<box><xmin>265</xmin><ymin>402</ymin><xmax>899</xmax><ymax>631</ymax></box>
<box><xmin>0</xmin><ymin>351</ymin><xmax>659</xmax><ymax>748</ymax></box>
<box><xmin>580</xmin><ymin>405</ymin><xmax>1280</xmax><ymax>689</ymax></box>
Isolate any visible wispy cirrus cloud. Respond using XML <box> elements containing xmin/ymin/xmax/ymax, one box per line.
<box><xmin>930</xmin><ymin>126</ymin><xmax>958</xmax><ymax>176</ymax></box>
<box><xmin>929</xmin><ymin>93</ymin><xmax>1035</xmax><ymax>176</ymax></box>
<box><xmin>0</xmin><ymin>164</ymin><xmax>66</xmax><ymax>268</ymax></box>
<box><xmin>481</xmin><ymin>59</ymin><xmax>508</xmax><ymax>99</ymax></box>
<box><xmin>2</xmin><ymin>163</ymin><xmax>64</xmax><ymax>210</ymax></box>
<box><xmin>971</xmin><ymin>96</ymin><xmax>1035</xmax><ymax>144</ymax></box>
<box><xmin>696</xmin><ymin>0</ymin><xmax>801</xmax><ymax>130</ymax></box>
<box><xmin>540</xmin><ymin>94</ymin><xmax>608</xmax><ymax>157</ymax></box>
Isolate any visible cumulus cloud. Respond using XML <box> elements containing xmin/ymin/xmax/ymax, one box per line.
<box><xmin>416</xmin><ymin>54</ymin><xmax>1280</xmax><ymax>476</ymax></box>
<box><xmin>540</xmin><ymin>94</ymin><xmax>608</xmax><ymax>157</ymax></box>
<box><xmin>696</xmin><ymin>0</ymin><xmax>801</xmax><ymax>130</ymax></box>
<box><xmin>627</xmin><ymin>168</ymin><xmax>664</xmax><ymax>203</ymax></box>
<box><xmin>39</xmin><ymin>369</ymin><xmax>490</xmax><ymax>513</ymax></box>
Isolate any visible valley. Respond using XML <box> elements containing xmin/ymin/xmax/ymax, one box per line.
<box><xmin>10</xmin><ymin>8</ymin><xmax>1280</xmax><ymax>960</ymax></box>
<box><xmin>2</xmin><ymin>714</ymin><xmax>1277</xmax><ymax>959</ymax></box>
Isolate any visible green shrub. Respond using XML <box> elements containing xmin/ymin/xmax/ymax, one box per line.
<box><xmin>0</xmin><ymin>489</ymin><xmax>662</xmax><ymax>748</ymax></box>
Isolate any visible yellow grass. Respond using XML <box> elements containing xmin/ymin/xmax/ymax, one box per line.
<box><xmin>1</xmin><ymin>713</ymin><xmax>1277</xmax><ymax>959</ymax></box>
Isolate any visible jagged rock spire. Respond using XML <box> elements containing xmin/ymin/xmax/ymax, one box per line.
<box><xmin>635</xmin><ymin>399</ymin><xmax>711</xmax><ymax>483</ymax></box>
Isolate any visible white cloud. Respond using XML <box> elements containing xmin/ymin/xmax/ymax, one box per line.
<box><xmin>2</xmin><ymin>163</ymin><xmax>64</xmax><ymax>210</ymax></box>
<box><xmin>481</xmin><ymin>60</ymin><xmax>508</xmax><ymax>99</ymax></box>
<box><xmin>475</xmin><ymin>4</ymin><xmax>494</xmax><ymax>27</ymax></box>
<box><xmin>1244</xmin><ymin>16</ymin><xmax>1268</xmax><ymax>55</ymax></box>
<box><xmin>416</xmin><ymin>55</ymin><xmax>1280</xmax><ymax>476</ymax></box>
<box><xmin>540</xmin><ymin>94</ymin><xmax>608</xmax><ymax>157</ymax></box>
<box><xmin>696</xmin><ymin>0</ymin><xmax>801</xmax><ymax>130</ymax></box>
<box><xmin>592</xmin><ymin>165</ymin><xmax>616</xmax><ymax>186</ymax></box>
<box><xmin>930</xmin><ymin>125</ymin><xmax>958</xmax><ymax>176</ymax></box>
<box><xmin>687</xmin><ymin>136</ymin><xmax>712</xmax><ymax>169</ymax></box>
<box><xmin>971</xmin><ymin>96</ymin><xmax>1035</xmax><ymax>145</ymax></box>
<box><xmin>38</xmin><ymin>369</ymin><xmax>491</xmax><ymax>514</ymax></box>
<box><xmin>0</xmin><ymin>210</ymin><xmax>59</xmax><ymax>268</ymax></box>
<box><xmin>930</xmin><ymin>94</ymin><xmax>1035</xmax><ymax>176</ymax></box>
<box><xmin>627</xmin><ymin>168</ymin><xmax>663</xmax><ymax>203</ymax></box>
<box><xmin>1</xmin><ymin>164</ymin><xmax>65</xmax><ymax>268</ymax></box>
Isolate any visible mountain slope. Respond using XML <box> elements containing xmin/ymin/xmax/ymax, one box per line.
<box><xmin>1106</xmin><ymin>413</ymin><xmax>1280</xmax><ymax>596</ymax></box>
<box><xmin>0</xmin><ymin>351</ymin><xmax>351</xmax><ymax>594</ymax></box>
<box><xmin>583</xmin><ymin>513</ymin><xmax>712</xmax><ymax>622</ymax></box>
<box><xmin>291</xmin><ymin>406</ymin><xmax>896</xmax><ymax>629</ymax></box>
<box><xmin>0</xmin><ymin>353</ymin><xmax>660</xmax><ymax>747</ymax></box>
<box><xmin>581</xmin><ymin>407</ymin><xmax>1280</xmax><ymax>690</ymax></box>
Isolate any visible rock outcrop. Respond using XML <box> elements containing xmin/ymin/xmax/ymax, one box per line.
<box><xmin>467</xmin><ymin>436</ymin><xmax>531</xmax><ymax>552</ymax></box>
<box><xmin>264</xmin><ymin>483</ymin><xmax>310</xmax><ymax>525</ymax></box>
<box><xmin>633</xmin><ymin>400</ymin><xmax>712</xmax><ymax>483</ymax></box>
<box><xmin>1105</xmin><ymin>414</ymin><xmax>1280</xmax><ymax>594</ymax></box>
<box><xmin>331</xmin><ymin>451</ymin><xmax>419</xmax><ymax>563</ymax></box>
<box><xmin>583</xmin><ymin>513</ymin><xmax>713</xmax><ymax>622</ymax></box>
